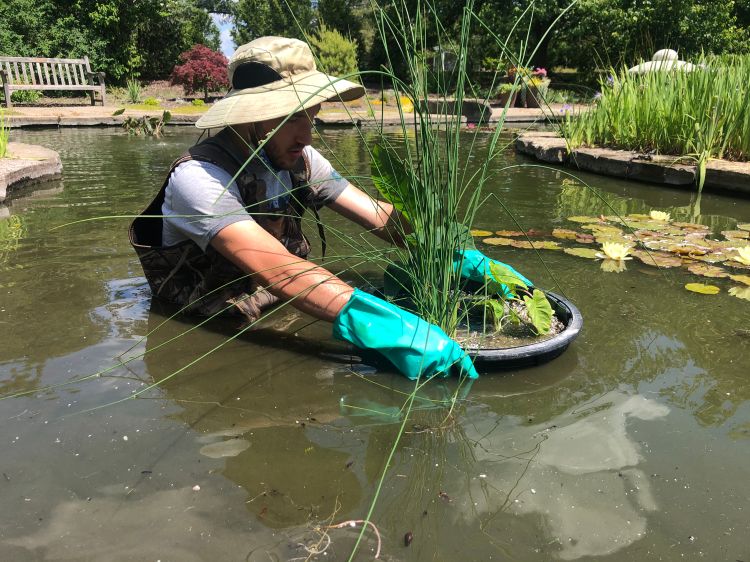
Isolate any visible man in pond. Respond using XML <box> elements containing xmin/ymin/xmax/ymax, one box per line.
<box><xmin>130</xmin><ymin>36</ymin><xmax>532</xmax><ymax>381</ymax></box>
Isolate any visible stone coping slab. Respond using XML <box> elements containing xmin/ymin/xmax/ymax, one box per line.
<box><xmin>3</xmin><ymin>102</ymin><xmax>580</xmax><ymax>129</ymax></box>
<box><xmin>0</xmin><ymin>142</ymin><xmax>62</xmax><ymax>203</ymax></box>
<box><xmin>515</xmin><ymin>132</ymin><xmax>750</xmax><ymax>196</ymax></box>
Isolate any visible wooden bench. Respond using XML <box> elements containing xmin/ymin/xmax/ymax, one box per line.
<box><xmin>0</xmin><ymin>56</ymin><xmax>106</xmax><ymax>108</ymax></box>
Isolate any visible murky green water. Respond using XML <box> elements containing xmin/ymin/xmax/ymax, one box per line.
<box><xmin>1</xmin><ymin>126</ymin><xmax>749</xmax><ymax>561</ymax></box>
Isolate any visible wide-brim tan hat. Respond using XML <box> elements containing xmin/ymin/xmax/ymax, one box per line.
<box><xmin>196</xmin><ymin>36</ymin><xmax>364</xmax><ymax>129</ymax></box>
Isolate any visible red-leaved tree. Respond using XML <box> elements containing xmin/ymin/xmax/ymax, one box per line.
<box><xmin>171</xmin><ymin>44</ymin><xmax>229</xmax><ymax>100</ymax></box>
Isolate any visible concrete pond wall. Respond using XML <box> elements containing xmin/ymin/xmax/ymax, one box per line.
<box><xmin>0</xmin><ymin>143</ymin><xmax>62</xmax><ymax>203</ymax></box>
<box><xmin>515</xmin><ymin>132</ymin><xmax>750</xmax><ymax>195</ymax></box>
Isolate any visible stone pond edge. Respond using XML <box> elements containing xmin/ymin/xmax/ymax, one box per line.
<box><xmin>515</xmin><ymin>132</ymin><xmax>750</xmax><ymax>196</ymax></box>
<box><xmin>0</xmin><ymin>142</ymin><xmax>62</xmax><ymax>203</ymax></box>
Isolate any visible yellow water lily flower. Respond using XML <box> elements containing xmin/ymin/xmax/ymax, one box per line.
<box><xmin>650</xmin><ymin>210</ymin><xmax>671</xmax><ymax>222</ymax></box>
<box><xmin>597</xmin><ymin>241</ymin><xmax>633</xmax><ymax>261</ymax></box>
<box><xmin>732</xmin><ymin>246</ymin><xmax>750</xmax><ymax>266</ymax></box>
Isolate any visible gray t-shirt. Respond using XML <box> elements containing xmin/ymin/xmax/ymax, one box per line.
<box><xmin>162</xmin><ymin>145</ymin><xmax>348</xmax><ymax>250</ymax></box>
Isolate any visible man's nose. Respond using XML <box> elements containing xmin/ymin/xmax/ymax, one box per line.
<box><xmin>296</xmin><ymin>121</ymin><xmax>314</xmax><ymax>145</ymax></box>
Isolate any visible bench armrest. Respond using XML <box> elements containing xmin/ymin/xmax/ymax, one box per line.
<box><xmin>85</xmin><ymin>70</ymin><xmax>106</xmax><ymax>86</ymax></box>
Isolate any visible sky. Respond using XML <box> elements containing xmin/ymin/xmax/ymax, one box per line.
<box><xmin>212</xmin><ymin>14</ymin><xmax>236</xmax><ymax>58</ymax></box>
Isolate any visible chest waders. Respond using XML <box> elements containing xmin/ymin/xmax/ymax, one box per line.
<box><xmin>129</xmin><ymin>131</ymin><xmax>325</xmax><ymax>324</ymax></box>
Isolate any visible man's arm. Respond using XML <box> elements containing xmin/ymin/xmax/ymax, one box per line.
<box><xmin>210</xmin><ymin>220</ymin><xmax>352</xmax><ymax>322</ymax></box>
<box><xmin>327</xmin><ymin>183</ymin><xmax>411</xmax><ymax>246</ymax></box>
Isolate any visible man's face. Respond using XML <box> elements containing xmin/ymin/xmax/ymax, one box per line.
<box><xmin>255</xmin><ymin>104</ymin><xmax>320</xmax><ymax>170</ymax></box>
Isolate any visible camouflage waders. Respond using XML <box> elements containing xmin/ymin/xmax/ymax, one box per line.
<box><xmin>129</xmin><ymin>130</ymin><xmax>320</xmax><ymax>323</ymax></box>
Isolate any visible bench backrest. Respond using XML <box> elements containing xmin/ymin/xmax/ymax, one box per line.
<box><xmin>0</xmin><ymin>56</ymin><xmax>96</xmax><ymax>90</ymax></box>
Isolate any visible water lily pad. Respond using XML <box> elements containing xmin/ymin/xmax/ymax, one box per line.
<box><xmin>568</xmin><ymin>216</ymin><xmax>601</xmax><ymax>224</ymax></box>
<box><xmin>625</xmin><ymin>213</ymin><xmax>652</xmax><ymax>221</ymax></box>
<box><xmin>564</xmin><ymin>247</ymin><xmax>600</xmax><ymax>259</ymax></box>
<box><xmin>729</xmin><ymin>274</ymin><xmax>750</xmax><ymax>286</ymax></box>
<box><xmin>531</xmin><ymin>240</ymin><xmax>562</xmax><ymax>250</ymax></box>
<box><xmin>721</xmin><ymin>230</ymin><xmax>750</xmax><ymax>239</ymax></box>
<box><xmin>687</xmin><ymin>263</ymin><xmax>728</xmax><ymax>278</ymax></box>
<box><xmin>689</xmin><ymin>252</ymin><xmax>728</xmax><ymax>264</ymax></box>
<box><xmin>471</xmin><ymin>229</ymin><xmax>494</xmax><ymax>237</ymax></box>
<box><xmin>552</xmin><ymin>228</ymin><xmax>579</xmax><ymax>240</ymax></box>
<box><xmin>723</xmin><ymin>260</ymin><xmax>750</xmax><ymax>270</ymax></box>
<box><xmin>673</xmin><ymin>221</ymin><xmax>709</xmax><ymax>231</ymax></box>
<box><xmin>728</xmin><ymin>286</ymin><xmax>750</xmax><ymax>300</ymax></box>
<box><xmin>630</xmin><ymin>249</ymin><xmax>683</xmax><ymax>268</ymax></box>
<box><xmin>685</xmin><ymin>283</ymin><xmax>720</xmax><ymax>295</ymax></box>
<box><xmin>575</xmin><ymin>233</ymin><xmax>596</xmax><ymax>244</ymax></box>
<box><xmin>494</xmin><ymin>230</ymin><xmax>525</xmax><ymax>237</ymax></box>
<box><xmin>737</xmin><ymin>223</ymin><xmax>750</xmax><ymax>232</ymax></box>
<box><xmin>508</xmin><ymin>240</ymin><xmax>562</xmax><ymax>250</ymax></box>
<box><xmin>581</xmin><ymin>223</ymin><xmax>623</xmax><ymax>234</ymax></box>
<box><xmin>482</xmin><ymin>237</ymin><xmax>516</xmax><ymax>246</ymax></box>
<box><xmin>667</xmin><ymin>245</ymin><xmax>708</xmax><ymax>256</ymax></box>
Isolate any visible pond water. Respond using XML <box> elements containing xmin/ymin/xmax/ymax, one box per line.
<box><xmin>1</xmin><ymin>126</ymin><xmax>749</xmax><ymax>561</ymax></box>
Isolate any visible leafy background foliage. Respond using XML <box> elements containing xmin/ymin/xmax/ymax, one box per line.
<box><xmin>0</xmin><ymin>0</ymin><xmax>748</xmax><ymax>86</ymax></box>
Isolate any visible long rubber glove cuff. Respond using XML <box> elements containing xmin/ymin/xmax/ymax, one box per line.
<box><xmin>332</xmin><ymin>289</ymin><xmax>478</xmax><ymax>381</ymax></box>
<box><xmin>453</xmin><ymin>248</ymin><xmax>532</xmax><ymax>297</ymax></box>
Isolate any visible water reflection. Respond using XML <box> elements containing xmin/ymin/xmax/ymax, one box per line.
<box><xmin>462</xmin><ymin>391</ymin><xmax>668</xmax><ymax>559</ymax></box>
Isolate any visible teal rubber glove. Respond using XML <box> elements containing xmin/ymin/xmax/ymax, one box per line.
<box><xmin>332</xmin><ymin>289</ymin><xmax>479</xmax><ymax>381</ymax></box>
<box><xmin>453</xmin><ymin>248</ymin><xmax>532</xmax><ymax>297</ymax></box>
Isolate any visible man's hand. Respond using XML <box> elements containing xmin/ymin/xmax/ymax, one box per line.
<box><xmin>453</xmin><ymin>248</ymin><xmax>533</xmax><ymax>297</ymax></box>
<box><xmin>333</xmin><ymin>289</ymin><xmax>478</xmax><ymax>381</ymax></box>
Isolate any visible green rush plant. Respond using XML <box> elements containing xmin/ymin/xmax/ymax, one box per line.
<box><xmin>0</xmin><ymin>109</ymin><xmax>8</xmax><ymax>158</ymax></box>
<box><xmin>125</xmin><ymin>78</ymin><xmax>142</xmax><ymax>104</ymax></box>
<box><xmin>563</xmin><ymin>54</ymin><xmax>750</xmax><ymax>190</ymax></box>
<box><xmin>333</xmin><ymin>0</ymin><xmax>554</xmax><ymax>339</ymax></box>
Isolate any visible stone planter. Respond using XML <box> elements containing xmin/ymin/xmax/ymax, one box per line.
<box><xmin>496</xmin><ymin>90</ymin><xmax>518</xmax><ymax>108</ymax></box>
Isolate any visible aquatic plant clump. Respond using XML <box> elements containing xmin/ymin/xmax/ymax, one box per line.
<box><xmin>563</xmin><ymin>55</ymin><xmax>750</xmax><ymax>186</ymax></box>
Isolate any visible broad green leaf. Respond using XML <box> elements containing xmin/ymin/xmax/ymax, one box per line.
<box><xmin>478</xmin><ymin>299</ymin><xmax>505</xmax><ymax>331</ymax></box>
<box><xmin>112</xmin><ymin>108</ymin><xmax>126</xmax><ymax>116</ymax></box>
<box><xmin>685</xmin><ymin>283</ymin><xmax>720</xmax><ymax>295</ymax></box>
<box><xmin>522</xmin><ymin>289</ymin><xmax>553</xmax><ymax>335</ymax></box>
<box><xmin>162</xmin><ymin>110</ymin><xmax>172</xmax><ymax>124</ymax></box>
<box><xmin>370</xmin><ymin>144</ymin><xmax>412</xmax><ymax>221</ymax></box>
<box><xmin>488</xmin><ymin>262</ymin><xmax>529</xmax><ymax>291</ymax></box>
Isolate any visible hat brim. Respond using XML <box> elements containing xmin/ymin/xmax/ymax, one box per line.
<box><xmin>195</xmin><ymin>70</ymin><xmax>365</xmax><ymax>129</ymax></box>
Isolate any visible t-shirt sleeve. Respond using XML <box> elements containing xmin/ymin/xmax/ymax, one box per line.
<box><xmin>162</xmin><ymin>160</ymin><xmax>254</xmax><ymax>251</ymax></box>
<box><xmin>304</xmin><ymin>146</ymin><xmax>350</xmax><ymax>209</ymax></box>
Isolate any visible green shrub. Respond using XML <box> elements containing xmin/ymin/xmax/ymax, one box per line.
<box><xmin>308</xmin><ymin>23</ymin><xmax>359</xmax><ymax>80</ymax></box>
<box><xmin>143</xmin><ymin>97</ymin><xmax>159</xmax><ymax>106</ymax></box>
<box><xmin>10</xmin><ymin>89</ymin><xmax>41</xmax><ymax>104</ymax></box>
<box><xmin>191</xmin><ymin>98</ymin><xmax>205</xmax><ymax>106</ymax></box>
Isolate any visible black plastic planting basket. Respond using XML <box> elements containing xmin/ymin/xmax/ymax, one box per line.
<box><xmin>467</xmin><ymin>291</ymin><xmax>582</xmax><ymax>369</ymax></box>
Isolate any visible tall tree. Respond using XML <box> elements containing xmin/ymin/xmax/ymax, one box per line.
<box><xmin>232</xmin><ymin>0</ymin><xmax>315</xmax><ymax>44</ymax></box>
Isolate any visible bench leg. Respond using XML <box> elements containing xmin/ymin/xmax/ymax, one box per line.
<box><xmin>2</xmin><ymin>83</ymin><xmax>11</xmax><ymax>108</ymax></box>
<box><xmin>89</xmin><ymin>90</ymin><xmax>95</xmax><ymax>106</ymax></box>
<box><xmin>100</xmin><ymin>86</ymin><xmax>106</xmax><ymax>106</ymax></box>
